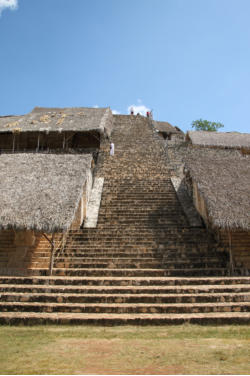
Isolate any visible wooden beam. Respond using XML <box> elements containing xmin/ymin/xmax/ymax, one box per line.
<box><xmin>228</xmin><ymin>230</ymin><xmax>235</xmax><ymax>275</ymax></box>
<box><xmin>42</xmin><ymin>233</ymin><xmax>55</xmax><ymax>276</ymax></box>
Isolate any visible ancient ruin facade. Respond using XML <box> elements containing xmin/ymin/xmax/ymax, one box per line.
<box><xmin>0</xmin><ymin>108</ymin><xmax>249</xmax><ymax>325</ymax></box>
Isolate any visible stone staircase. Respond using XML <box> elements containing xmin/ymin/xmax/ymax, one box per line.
<box><xmin>0</xmin><ymin>114</ymin><xmax>249</xmax><ymax>325</ymax></box>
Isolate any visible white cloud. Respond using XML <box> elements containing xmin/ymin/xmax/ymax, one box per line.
<box><xmin>112</xmin><ymin>109</ymin><xmax>120</xmax><ymax>115</ymax></box>
<box><xmin>128</xmin><ymin>103</ymin><xmax>150</xmax><ymax>116</ymax></box>
<box><xmin>0</xmin><ymin>0</ymin><xmax>18</xmax><ymax>15</ymax></box>
<box><xmin>93</xmin><ymin>105</ymin><xmax>99</xmax><ymax>108</ymax></box>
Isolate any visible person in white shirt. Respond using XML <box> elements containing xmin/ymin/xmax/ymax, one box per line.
<box><xmin>110</xmin><ymin>142</ymin><xmax>114</xmax><ymax>156</ymax></box>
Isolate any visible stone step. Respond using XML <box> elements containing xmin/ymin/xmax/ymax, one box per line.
<box><xmin>67</xmin><ymin>235</ymin><xmax>202</xmax><ymax>241</ymax></box>
<box><xmin>101</xmin><ymin>187</ymin><xmax>175</xmax><ymax>191</ymax></box>
<box><xmin>68</xmin><ymin>233</ymin><xmax>211</xmax><ymax>240</ymax></box>
<box><xmin>65</xmin><ymin>237</ymin><xmax>212</xmax><ymax>244</ymax></box>
<box><xmin>57</xmin><ymin>253</ymin><xmax>227</xmax><ymax>261</ymax></box>
<box><xmin>70</xmin><ymin>228</ymin><xmax>208</xmax><ymax>234</ymax></box>
<box><xmin>71</xmin><ymin>225</ymin><xmax>206</xmax><ymax>231</ymax></box>
<box><xmin>0</xmin><ymin>283</ymin><xmax>248</xmax><ymax>295</ymax></box>
<box><xmin>100</xmin><ymin>199</ymin><xmax>182</xmax><ymax>204</ymax></box>
<box><xmin>94</xmin><ymin>224</ymin><xmax>205</xmax><ymax>229</ymax></box>
<box><xmin>68</xmin><ymin>232</ymin><xmax>210</xmax><ymax>239</ymax></box>
<box><xmin>30</xmin><ymin>255</ymin><xmax>227</xmax><ymax>265</ymax></box>
<box><xmin>98</xmin><ymin>209</ymin><xmax>185</xmax><ymax>214</ymax></box>
<box><xmin>62</xmin><ymin>244</ymin><xmax>217</xmax><ymax>251</ymax></box>
<box><xmin>7</xmin><ymin>267</ymin><xmax>229</xmax><ymax>277</ymax></box>
<box><xmin>65</xmin><ymin>244</ymin><xmax>212</xmax><ymax>250</ymax></box>
<box><xmin>66</xmin><ymin>238</ymin><xmax>208</xmax><ymax>243</ymax></box>
<box><xmin>65</xmin><ymin>240</ymin><xmax>215</xmax><ymax>247</ymax></box>
<box><xmin>92</xmin><ymin>224</ymin><xmax>207</xmax><ymax>229</ymax></box>
<box><xmin>56</xmin><ymin>254</ymin><xmax>225</xmax><ymax>261</ymax></box>
<box><xmin>101</xmin><ymin>196</ymin><xmax>178</xmax><ymax>201</ymax></box>
<box><xmin>53</xmin><ymin>261</ymin><xmax>227</xmax><ymax>269</ymax></box>
<box><xmin>96</xmin><ymin>219</ymin><xmax>187</xmax><ymax>224</ymax></box>
<box><xmin>0</xmin><ymin>301</ymin><xmax>249</xmax><ymax>314</ymax></box>
<box><xmin>96</xmin><ymin>218</ymin><xmax>187</xmax><ymax>223</ymax></box>
<box><xmin>55</xmin><ymin>245</ymin><xmax>218</xmax><ymax>252</ymax></box>
<box><xmin>67</xmin><ymin>239</ymin><xmax>164</xmax><ymax>244</ymax></box>
<box><xmin>96</xmin><ymin>222</ymin><xmax>194</xmax><ymax>227</ymax></box>
<box><xmin>100</xmin><ymin>195</ymin><xmax>178</xmax><ymax>199</ymax></box>
<box><xmin>97</xmin><ymin>209</ymin><xmax>185</xmax><ymax>214</ymax></box>
<box><xmin>51</xmin><ymin>268</ymin><xmax>229</xmax><ymax>277</ymax></box>
<box><xmin>1</xmin><ymin>291</ymin><xmax>249</xmax><ymax>304</ymax></box>
<box><xmin>0</xmin><ymin>311</ymin><xmax>250</xmax><ymax>326</ymax></box>
<box><xmin>0</xmin><ymin>276</ymin><xmax>248</xmax><ymax>286</ymax></box>
<box><xmin>100</xmin><ymin>197</ymin><xmax>179</xmax><ymax>201</ymax></box>
<box><xmin>99</xmin><ymin>207</ymin><xmax>183</xmax><ymax>211</ymax></box>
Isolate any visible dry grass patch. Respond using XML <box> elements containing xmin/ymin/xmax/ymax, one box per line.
<box><xmin>0</xmin><ymin>325</ymin><xmax>250</xmax><ymax>374</ymax></box>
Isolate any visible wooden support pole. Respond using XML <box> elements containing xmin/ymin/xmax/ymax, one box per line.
<box><xmin>60</xmin><ymin>232</ymin><xmax>68</xmax><ymax>256</ymax></box>
<box><xmin>228</xmin><ymin>230</ymin><xmax>234</xmax><ymax>275</ymax></box>
<box><xmin>42</xmin><ymin>233</ymin><xmax>56</xmax><ymax>276</ymax></box>
<box><xmin>63</xmin><ymin>133</ymin><xmax>66</xmax><ymax>149</ymax></box>
<box><xmin>12</xmin><ymin>134</ymin><xmax>15</xmax><ymax>152</ymax></box>
<box><xmin>49</xmin><ymin>233</ymin><xmax>55</xmax><ymax>276</ymax></box>
<box><xmin>36</xmin><ymin>134</ymin><xmax>40</xmax><ymax>152</ymax></box>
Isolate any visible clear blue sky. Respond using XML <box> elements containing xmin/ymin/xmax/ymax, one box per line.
<box><xmin>0</xmin><ymin>0</ymin><xmax>250</xmax><ymax>133</ymax></box>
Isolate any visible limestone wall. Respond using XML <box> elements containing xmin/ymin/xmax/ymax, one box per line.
<box><xmin>0</xmin><ymin>229</ymin><xmax>62</xmax><ymax>275</ymax></box>
<box><xmin>71</xmin><ymin>197</ymin><xmax>84</xmax><ymax>230</ymax></box>
<box><xmin>192</xmin><ymin>181</ymin><xmax>209</xmax><ymax>227</ymax></box>
<box><xmin>71</xmin><ymin>170</ymin><xmax>93</xmax><ymax>230</ymax></box>
<box><xmin>183</xmin><ymin>173</ymin><xmax>209</xmax><ymax>227</ymax></box>
<box><xmin>218</xmin><ymin>230</ymin><xmax>250</xmax><ymax>273</ymax></box>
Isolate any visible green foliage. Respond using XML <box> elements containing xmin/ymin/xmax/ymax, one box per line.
<box><xmin>191</xmin><ymin>119</ymin><xmax>224</xmax><ymax>132</ymax></box>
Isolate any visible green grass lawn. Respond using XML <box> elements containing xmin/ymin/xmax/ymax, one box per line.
<box><xmin>0</xmin><ymin>325</ymin><xmax>250</xmax><ymax>375</ymax></box>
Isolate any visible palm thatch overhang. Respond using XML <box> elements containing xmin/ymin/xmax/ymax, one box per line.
<box><xmin>184</xmin><ymin>148</ymin><xmax>250</xmax><ymax>231</ymax></box>
<box><xmin>0</xmin><ymin>107</ymin><xmax>113</xmax><ymax>136</ymax></box>
<box><xmin>0</xmin><ymin>153</ymin><xmax>92</xmax><ymax>233</ymax></box>
<box><xmin>153</xmin><ymin>121</ymin><xmax>183</xmax><ymax>135</ymax></box>
<box><xmin>187</xmin><ymin>131</ymin><xmax>250</xmax><ymax>150</ymax></box>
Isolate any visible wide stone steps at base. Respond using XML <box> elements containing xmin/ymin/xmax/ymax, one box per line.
<box><xmin>0</xmin><ymin>302</ymin><xmax>249</xmax><ymax>314</ymax></box>
<box><xmin>0</xmin><ymin>311</ymin><xmax>250</xmax><ymax>325</ymax></box>
<box><xmin>1</xmin><ymin>274</ymin><xmax>249</xmax><ymax>324</ymax></box>
<box><xmin>2</xmin><ymin>292</ymin><xmax>250</xmax><ymax>304</ymax></box>
<box><xmin>0</xmin><ymin>275</ymin><xmax>248</xmax><ymax>323</ymax></box>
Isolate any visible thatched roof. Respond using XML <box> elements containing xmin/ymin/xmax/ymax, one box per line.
<box><xmin>154</xmin><ymin>121</ymin><xmax>182</xmax><ymax>134</ymax></box>
<box><xmin>187</xmin><ymin>131</ymin><xmax>250</xmax><ymax>149</ymax></box>
<box><xmin>0</xmin><ymin>153</ymin><xmax>92</xmax><ymax>233</ymax></box>
<box><xmin>0</xmin><ymin>107</ymin><xmax>113</xmax><ymax>135</ymax></box>
<box><xmin>185</xmin><ymin>148</ymin><xmax>250</xmax><ymax>230</ymax></box>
